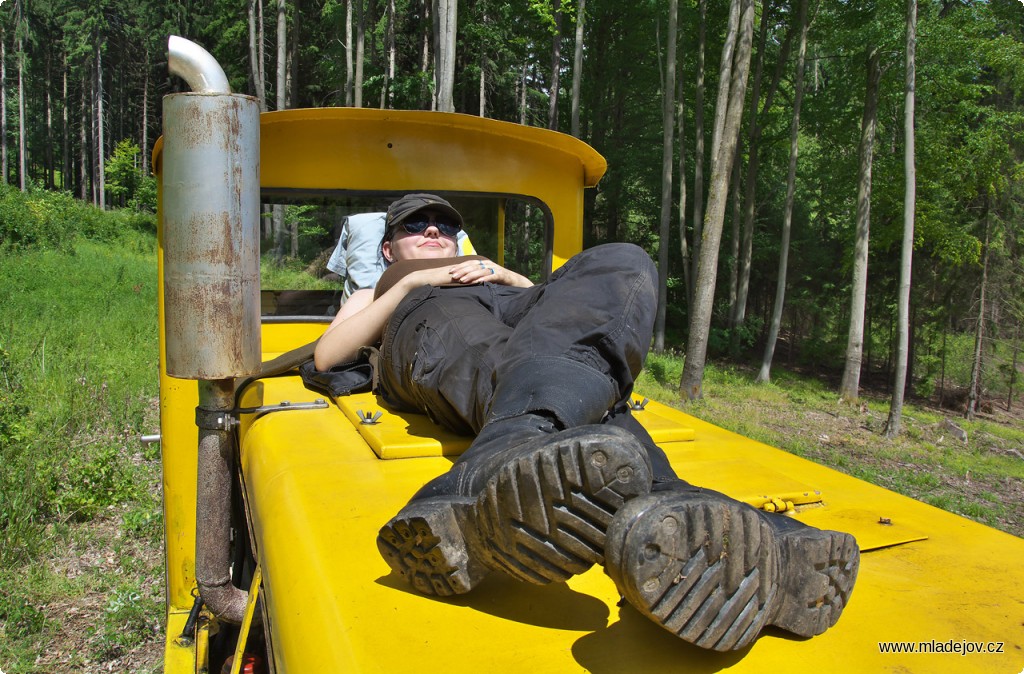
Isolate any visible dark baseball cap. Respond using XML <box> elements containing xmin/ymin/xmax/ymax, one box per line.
<box><xmin>385</xmin><ymin>193</ymin><xmax>464</xmax><ymax>231</ymax></box>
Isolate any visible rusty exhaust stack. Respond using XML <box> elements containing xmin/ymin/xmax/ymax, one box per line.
<box><xmin>163</xmin><ymin>36</ymin><xmax>261</xmax><ymax>624</ymax></box>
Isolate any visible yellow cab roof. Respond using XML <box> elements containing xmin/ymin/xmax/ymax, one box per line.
<box><xmin>155</xmin><ymin>109</ymin><xmax>1024</xmax><ymax>673</ymax></box>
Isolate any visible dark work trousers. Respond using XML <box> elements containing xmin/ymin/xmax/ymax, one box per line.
<box><xmin>377</xmin><ymin>243</ymin><xmax>679</xmax><ymax>483</ymax></box>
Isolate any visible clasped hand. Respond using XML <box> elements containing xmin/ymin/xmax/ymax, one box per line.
<box><xmin>407</xmin><ymin>258</ymin><xmax>532</xmax><ymax>289</ymax></box>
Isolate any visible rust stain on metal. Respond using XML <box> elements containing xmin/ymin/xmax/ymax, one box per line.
<box><xmin>175</xmin><ymin>99</ymin><xmax>216</xmax><ymax>149</ymax></box>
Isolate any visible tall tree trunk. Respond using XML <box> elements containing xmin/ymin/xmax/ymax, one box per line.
<box><xmin>547</xmin><ymin>1</ymin><xmax>563</xmax><ymax>131</ymax></box>
<box><xmin>290</xmin><ymin>0</ymin><xmax>302</xmax><ymax>107</ymax></box>
<box><xmin>18</xmin><ymin>31</ymin><xmax>26</xmax><ymax>192</ymax></box>
<box><xmin>278</xmin><ymin>0</ymin><xmax>290</xmax><ymax>106</ymax></box>
<box><xmin>277</xmin><ymin>0</ymin><xmax>288</xmax><ymax>111</ymax></box>
<box><xmin>355</xmin><ymin>0</ymin><xmax>365</xmax><ymax>107</ymax></box>
<box><xmin>63</xmin><ymin>53</ymin><xmax>70</xmax><ymax>189</ymax></box>
<box><xmin>838</xmin><ymin>47</ymin><xmax>881</xmax><ymax>404</ymax></box>
<box><xmin>345</xmin><ymin>0</ymin><xmax>354</xmax><ymax>106</ymax></box>
<box><xmin>477</xmin><ymin>10</ymin><xmax>486</xmax><ymax>116</ymax></box>
<box><xmin>570</xmin><ymin>0</ymin><xmax>586</xmax><ymax>138</ymax></box>
<box><xmin>256</xmin><ymin>0</ymin><xmax>271</xmax><ymax>241</ymax></box>
<box><xmin>680</xmin><ymin>0</ymin><xmax>755</xmax><ymax>400</ymax></box>
<box><xmin>275</xmin><ymin>0</ymin><xmax>289</xmax><ymax>259</ymax></box>
<box><xmin>709</xmin><ymin>0</ymin><xmax>741</xmax><ymax>177</ymax></box>
<box><xmin>967</xmin><ymin>213</ymin><xmax>990</xmax><ymax>420</ymax></box>
<box><xmin>731</xmin><ymin>3</ymin><xmax>770</xmax><ymax>344</ymax></box>
<box><xmin>96</xmin><ymin>42</ymin><xmax>106</xmax><ymax>207</ymax></box>
<box><xmin>45</xmin><ymin>53</ymin><xmax>53</xmax><ymax>189</ymax></box>
<box><xmin>249</xmin><ymin>0</ymin><xmax>268</xmax><ymax>110</ymax></box>
<box><xmin>520</xmin><ymin>63</ymin><xmax>528</xmax><ymax>124</ymax></box>
<box><xmin>91</xmin><ymin>64</ymin><xmax>97</xmax><ymax>203</ymax></box>
<box><xmin>141</xmin><ymin>49</ymin><xmax>149</xmax><ymax>176</ymax></box>
<box><xmin>383</xmin><ymin>0</ymin><xmax>396</xmax><ymax>109</ymax></box>
<box><xmin>479</xmin><ymin>64</ymin><xmax>486</xmax><ymax>116</ymax></box>
<box><xmin>655</xmin><ymin>0</ymin><xmax>679</xmax><ymax>353</ymax></box>
<box><xmin>433</xmin><ymin>0</ymin><xmax>457</xmax><ymax>112</ymax></box>
<box><xmin>728</xmin><ymin>151</ymin><xmax>741</xmax><ymax>315</ymax></box>
<box><xmin>248</xmin><ymin>0</ymin><xmax>266</xmax><ymax>109</ymax></box>
<box><xmin>690</xmin><ymin>0</ymin><xmax>707</xmax><ymax>303</ymax></box>
<box><xmin>677</xmin><ymin>63</ymin><xmax>690</xmax><ymax>308</ymax></box>
<box><xmin>80</xmin><ymin>73</ymin><xmax>88</xmax><ymax>201</ymax></box>
<box><xmin>259</xmin><ymin>0</ymin><xmax>267</xmax><ymax>104</ymax></box>
<box><xmin>478</xmin><ymin>63</ymin><xmax>486</xmax><ymax>116</ymax></box>
<box><xmin>420</xmin><ymin>0</ymin><xmax>431</xmax><ymax>107</ymax></box>
<box><xmin>757</xmin><ymin>0</ymin><xmax>809</xmax><ymax>384</ymax></box>
<box><xmin>885</xmin><ymin>0</ymin><xmax>917</xmax><ymax>438</ymax></box>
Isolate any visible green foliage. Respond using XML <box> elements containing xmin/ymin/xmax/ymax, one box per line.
<box><xmin>0</xmin><ymin>184</ymin><xmax>156</xmax><ymax>253</ymax></box>
<box><xmin>43</xmin><ymin>445</ymin><xmax>138</xmax><ymax>521</ymax></box>
<box><xmin>289</xmin><ymin>204</ymin><xmax>328</xmax><ymax>242</ymax></box>
<box><xmin>105</xmin><ymin>140</ymin><xmax>141</xmax><ymax>203</ymax></box>
<box><xmin>708</xmin><ymin>317</ymin><xmax>762</xmax><ymax>357</ymax></box>
<box><xmin>123</xmin><ymin>502</ymin><xmax>162</xmax><ymax>542</ymax></box>
<box><xmin>105</xmin><ymin>139</ymin><xmax>157</xmax><ymax>213</ymax></box>
<box><xmin>0</xmin><ymin>184</ymin><xmax>77</xmax><ymax>252</ymax></box>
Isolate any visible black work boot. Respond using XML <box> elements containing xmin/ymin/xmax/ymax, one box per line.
<box><xmin>604</xmin><ymin>487</ymin><xmax>859</xmax><ymax>651</ymax></box>
<box><xmin>377</xmin><ymin>420</ymin><xmax>653</xmax><ymax>596</ymax></box>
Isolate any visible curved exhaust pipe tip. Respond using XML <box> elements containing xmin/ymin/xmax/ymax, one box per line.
<box><xmin>168</xmin><ymin>35</ymin><xmax>231</xmax><ymax>94</ymax></box>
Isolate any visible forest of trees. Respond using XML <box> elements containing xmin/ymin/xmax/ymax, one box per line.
<box><xmin>1</xmin><ymin>0</ymin><xmax>1022</xmax><ymax>427</ymax></box>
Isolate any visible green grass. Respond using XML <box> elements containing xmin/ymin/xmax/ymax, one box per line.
<box><xmin>0</xmin><ymin>238</ymin><xmax>158</xmax><ymax>547</ymax></box>
<box><xmin>260</xmin><ymin>253</ymin><xmax>336</xmax><ymax>289</ymax></box>
<box><xmin>0</xmin><ymin>232</ymin><xmax>163</xmax><ymax>671</ymax></box>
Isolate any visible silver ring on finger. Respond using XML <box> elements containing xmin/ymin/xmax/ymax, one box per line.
<box><xmin>479</xmin><ymin>260</ymin><xmax>485</xmax><ymax>268</ymax></box>
<box><xmin>488</xmin><ymin>267</ymin><xmax>495</xmax><ymax>275</ymax></box>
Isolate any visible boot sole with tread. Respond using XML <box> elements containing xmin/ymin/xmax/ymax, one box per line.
<box><xmin>474</xmin><ymin>425</ymin><xmax>653</xmax><ymax>585</ymax></box>
<box><xmin>376</xmin><ymin>495</ymin><xmax>486</xmax><ymax>597</ymax></box>
<box><xmin>604</xmin><ymin>492</ymin><xmax>859</xmax><ymax>651</ymax></box>
<box><xmin>377</xmin><ymin>425</ymin><xmax>653</xmax><ymax>596</ymax></box>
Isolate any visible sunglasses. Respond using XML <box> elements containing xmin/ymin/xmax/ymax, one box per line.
<box><xmin>395</xmin><ymin>217</ymin><xmax>461</xmax><ymax>239</ymax></box>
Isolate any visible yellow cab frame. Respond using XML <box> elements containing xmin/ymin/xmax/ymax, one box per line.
<box><xmin>154</xmin><ymin>107</ymin><xmax>1024</xmax><ymax>673</ymax></box>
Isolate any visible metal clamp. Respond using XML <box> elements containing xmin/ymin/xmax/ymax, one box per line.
<box><xmin>196</xmin><ymin>399</ymin><xmax>329</xmax><ymax>430</ymax></box>
<box><xmin>196</xmin><ymin>407</ymin><xmax>239</xmax><ymax>431</ymax></box>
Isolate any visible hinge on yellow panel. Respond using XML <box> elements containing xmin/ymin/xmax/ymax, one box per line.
<box><xmin>743</xmin><ymin>490</ymin><xmax>824</xmax><ymax>513</ymax></box>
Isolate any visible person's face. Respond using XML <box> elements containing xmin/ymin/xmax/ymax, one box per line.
<box><xmin>382</xmin><ymin>209</ymin><xmax>459</xmax><ymax>263</ymax></box>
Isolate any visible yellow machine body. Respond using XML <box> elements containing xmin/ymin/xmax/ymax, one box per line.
<box><xmin>155</xmin><ymin>108</ymin><xmax>1024</xmax><ymax>673</ymax></box>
